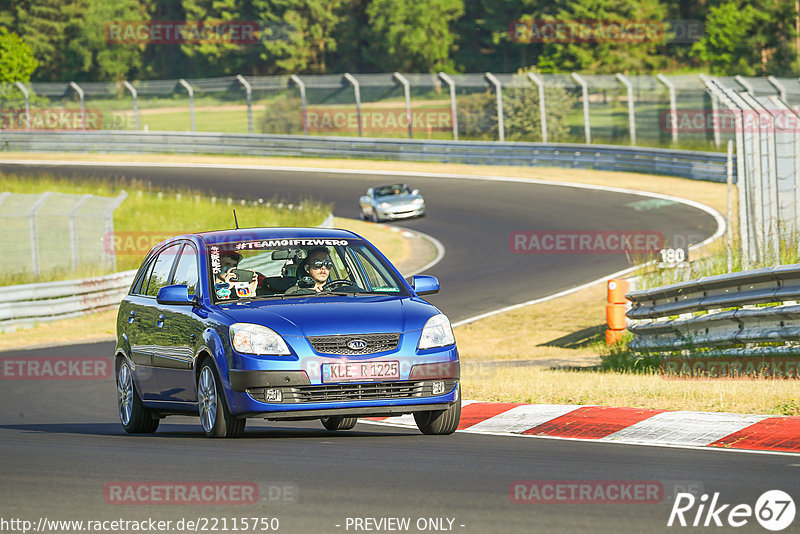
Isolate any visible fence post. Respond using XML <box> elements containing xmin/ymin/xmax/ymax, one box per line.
<box><xmin>236</xmin><ymin>75</ymin><xmax>253</xmax><ymax>134</ymax></box>
<box><xmin>438</xmin><ymin>72</ymin><xmax>458</xmax><ymax>141</ymax></box>
<box><xmin>29</xmin><ymin>192</ymin><xmax>52</xmax><ymax>276</ymax></box>
<box><xmin>393</xmin><ymin>72</ymin><xmax>413</xmax><ymax>139</ymax></box>
<box><xmin>69</xmin><ymin>82</ymin><xmax>85</xmax><ymax>131</ymax></box>
<box><xmin>289</xmin><ymin>74</ymin><xmax>308</xmax><ymax>135</ymax></box>
<box><xmin>571</xmin><ymin>72</ymin><xmax>591</xmax><ymax>144</ymax></box>
<box><xmin>178</xmin><ymin>79</ymin><xmax>195</xmax><ymax>132</ymax></box>
<box><xmin>615</xmin><ymin>73</ymin><xmax>636</xmax><ymax>146</ymax></box>
<box><xmin>343</xmin><ymin>73</ymin><xmax>362</xmax><ymax>137</ymax></box>
<box><xmin>526</xmin><ymin>73</ymin><xmax>547</xmax><ymax>143</ymax></box>
<box><xmin>767</xmin><ymin>76</ymin><xmax>787</xmax><ymax>100</ymax></box>
<box><xmin>105</xmin><ymin>191</ymin><xmax>128</xmax><ymax>271</ymax></box>
<box><xmin>656</xmin><ymin>74</ymin><xmax>678</xmax><ymax>144</ymax></box>
<box><xmin>484</xmin><ymin>73</ymin><xmax>504</xmax><ymax>142</ymax></box>
<box><xmin>69</xmin><ymin>194</ymin><xmax>92</xmax><ymax>271</ymax></box>
<box><xmin>726</xmin><ymin>140</ymin><xmax>734</xmax><ymax>272</ymax></box>
<box><xmin>122</xmin><ymin>81</ymin><xmax>139</xmax><ymax>131</ymax></box>
<box><xmin>14</xmin><ymin>82</ymin><xmax>30</xmax><ymax>131</ymax></box>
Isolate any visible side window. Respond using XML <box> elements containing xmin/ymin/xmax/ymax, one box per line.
<box><xmin>145</xmin><ymin>244</ymin><xmax>181</xmax><ymax>297</ymax></box>
<box><xmin>171</xmin><ymin>244</ymin><xmax>199</xmax><ymax>296</ymax></box>
<box><xmin>132</xmin><ymin>257</ymin><xmax>156</xmax><ymax>295</ymax></box>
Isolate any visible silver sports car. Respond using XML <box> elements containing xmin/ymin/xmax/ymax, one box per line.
<box><xmin>358</xmin><ymin>183</ymin><xmax>425</xmax><ymax>222</ymax></box>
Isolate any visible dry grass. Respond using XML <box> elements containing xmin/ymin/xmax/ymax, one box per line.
<box><xmin>462</xmin><ymin>366</ymin><xmax>800</xmax><ymax>416</ymax></box>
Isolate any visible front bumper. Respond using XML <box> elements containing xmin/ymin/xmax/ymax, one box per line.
<box><xmin>376</xmin><ymin>205</ymin><xmax>425</xmax><ymax>220</ymax></box>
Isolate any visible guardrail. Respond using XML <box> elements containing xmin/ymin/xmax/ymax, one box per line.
<box><xmin>626</xmin><ymin>264</ymin><xmax>800</xmax><ymax>354</ymax></box>
<box><xmin>0</xmin><ymin>269</ymin><xmax>138</xmax><ymax>331</ymax></box>
<box><xmin>0</xmin><ymin>212</ymin><xmax>335</xmax><ymax>331</ymax></box>
<box><xmin>0</xmin><ymin>131</ymin><xmax>732</xmax><ymax>183</ymax></box>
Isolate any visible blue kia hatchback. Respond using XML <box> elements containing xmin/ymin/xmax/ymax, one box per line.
<box><xmin>115</xmin><ymin>228</ymin><xmax>460</xmax><ymax>437</ymax></box>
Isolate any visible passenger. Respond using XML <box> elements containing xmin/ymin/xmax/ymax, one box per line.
<box><xmin>215</xmin><ymin>250</ymin><xmax>258</xmax><ymax>297</ymax></box>
<box><xmin>286</xmin><ymin>247</ymin><xmax>332</xmax><ymax>295</ymax></box>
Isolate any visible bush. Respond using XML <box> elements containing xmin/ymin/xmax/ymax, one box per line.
<box><xmin>259</xmin><ymin>95</ymin><xmax>305</xmax><ymax>134</ymax></box>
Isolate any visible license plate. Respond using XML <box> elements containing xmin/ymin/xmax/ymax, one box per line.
<box><xmin>322</xmin><ymin>361</ymin><xmax>400</xmax><ymax>382</ymax></box>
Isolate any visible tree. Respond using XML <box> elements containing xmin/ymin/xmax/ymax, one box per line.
<box><xmin>533</xmin><ymin>0</ymin><xmax>670</xmax><ymax>73</ymax></box>
<box><xmin>0</xmin><ymin>28</ymin><xmax>38</xmax><ymax>83</ymax></box>
<box><xmin>364</xmin><ymin>0</ymin><xmax>464</xmax><ymax>72</ymax></box>
<box><xmin>691</xmin><ymin>0</ymin><xmax>795</xmax><ymax>76</ymax></box>
<box><xmin>254</xmin><ymin>0</ymin><xmax>347</xmax><ymax>73</ymax></box>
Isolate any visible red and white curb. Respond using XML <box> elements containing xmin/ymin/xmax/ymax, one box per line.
<box><xmin>366</xmin><ymin>401</ymin><xmax>800</xmax><ymax>454</ymax></box>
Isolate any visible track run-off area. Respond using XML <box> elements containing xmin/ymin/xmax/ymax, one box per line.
<box><xmin>2</xmin><ymin>159</ymin><xmax>798</xmax><ymax>534</ymax></box>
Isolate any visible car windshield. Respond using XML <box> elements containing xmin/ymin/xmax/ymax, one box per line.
<box><xmin>207</xmin><ymin>238</ymin><xmax>408</xmax><ymax>303</ymax></box>
<box><xmin>374</xmin><ymin>184</ymin><xmax>411</xmax><ymax>197</ymax></box>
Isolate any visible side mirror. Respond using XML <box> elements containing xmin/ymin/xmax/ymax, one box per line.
<box><xmin>412</xmin><ymin>189</ymin><xmax>420</xmax><ymax>196</ymax></box>
<box><xmin>411</xmin><ymin>275</ymin><xmax>439</xmax><ymax>295</ymax></box>
<box><xmin>156</xmin><ymin>284</ymin><xmax>194</xmax><ymax>305</ymax></box>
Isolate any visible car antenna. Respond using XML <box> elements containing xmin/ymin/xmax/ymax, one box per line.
<box><xmin>233</xmin><ymin>209</ymin><xmax>240</xmax><ymax>230</ymax></box>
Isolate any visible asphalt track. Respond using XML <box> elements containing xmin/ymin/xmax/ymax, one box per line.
<box><xmin>1</xmin><ymin>162</ymin><xmax>798</xmax><ymax>533</ymax></box>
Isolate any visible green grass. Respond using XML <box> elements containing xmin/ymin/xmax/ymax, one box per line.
<box><xmin>0</xmin><ymin>172</ymin><xmax>330</xmax><ymax>285</ymax></box>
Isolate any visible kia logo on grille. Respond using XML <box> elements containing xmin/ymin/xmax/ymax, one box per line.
<box><xmin>346</xmin><ymin>339</ymin><xmax>368</xmax><ymax>351</ymax></box>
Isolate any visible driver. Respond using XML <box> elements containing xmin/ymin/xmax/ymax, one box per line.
<box><xmin>286</xmin><ymin>247</ymin><xmax>332</xmax><ymax>295</ymax></box>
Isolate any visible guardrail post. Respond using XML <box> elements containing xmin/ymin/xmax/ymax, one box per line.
<box><xmin>438</xmin><ymin>72</ymin><xmax>458</xmax><ymax>141</ymax></box>
<box><xmin>526</xmin><ymin>73</ymin><xmax>547</xmax><ymax>143</ymax></box>
<box><xmin>393</xmin><ymin>72</ymin><xmax>413</xmax><ymax>139</ymax></box>
<box><xmin>289</xmin><ymin>74</ymin><xmax>308</xmax><ymax>135</ymax></box>
<box><xmin>656</xmin><ymin>74</ymin><xmax>678</xmax><ymax>145</ymax></box>
<box><xmin>236</xmin><ymin>75</ymin><xmax>253</xmax><ymax>134</ymax></box>
<box><xmin>726</xmin><ymin>139</ymin><xmax>734</xmax><ymax>272</ymax></box>
<box><xmin>179</xmin><ymin>79</ymin><xmax>195</xmax><ymax>132</ymax></box>
<box><xmin>69</xmin><ymin>194</ymin><xmax>92</xmax><ymax>271</ymax></box>
<box><xmin>122</xmin><ymin>81</ymin><xmax>139</xmax><ymax>131</ymax></box>
<box><xmin>571</xmin><ymin>73</ymin><xmax>591</xmax><ymax>144</ymax></box>
<box><xmin>29</xmin><ymin>192</ymin><xmax>52</xmax><ymax>276</ymax></box>
<box><xmin>69</xmin><ymin>82</ymin><xmax>85</xmax><ymax>131</ymax></box>
<box><xmin>14</xmin><ymin>82</ymin><xmax>30</xmax><ymax>131</ymax></box>
<box><xmin>105</xmin><ymin>191</ymin><xmax>128</xmax><ymax>271</ymax></box>
<box><xmin>343</xmin><ymin>73</ymin><xmax>362</xmax><ymax>137</ymax></box>
<box><xmin>485</xmin><ymin>73</ymin><xmax>504</xmax><ymax>142</ymax></box>
<box><xmin>616</xmin><ymin>73</ymin><xmax>636</xmax><ymax>146</ymax></box>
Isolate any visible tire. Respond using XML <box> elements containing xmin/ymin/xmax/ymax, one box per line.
<box><xmin>370</xmin><ymin>211</ymin><xmax>379</xmax><ymax>223</ymax></box>
<box><xmin>414</xmin><ymin>387</ymin><xmax>461</xmax><ymax>435</ymax></box>
<box><xmin>320</xmin><ymin>416</ymin><xmax>358</xmax><ymax>431</ymax></box>
<box><xmin>117</xmin><ymin>360</ymin><xmax>159</xmax><ymax>434</ymax></box>
<box><xmin>197</xmin><ymin>362</ymin><xmax>246</xmax><ymax>438</ymax></box>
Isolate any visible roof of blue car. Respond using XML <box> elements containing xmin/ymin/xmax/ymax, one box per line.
<box><xmin>195</xmin><ymin>227</ymin><xmax>361</xmax><ymax>243</ymax></box>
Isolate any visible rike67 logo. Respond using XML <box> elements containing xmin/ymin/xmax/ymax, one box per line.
<box><xmin>668</xmin><ymin>490</ymin><xmax>795</xmax><ymax>531</ymax></box>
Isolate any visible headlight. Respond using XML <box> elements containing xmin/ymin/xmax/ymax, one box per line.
<box><xmin>418</xmin><ymin>314</ymin><xmax>455</xmax><ymax>350</ymax></box>
<box><xmin>230</xmin><ymin>323</ymin><xmax>290</xmax><ymax>355</ymax></box>
<box><xmin>413</xmin><ymin>198</ymin><xmax>424</xmax><ymax>204</ymax></box>
<box><xmin>379</xmin><ymin>202</ymin><xmax>391</xmax><ymax>208</ymax></box>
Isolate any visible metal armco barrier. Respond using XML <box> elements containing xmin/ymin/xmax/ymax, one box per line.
<box><xmin>0</xmin><ymin>269</ymin><xmax>138</xmax><ymax>331</ymax></box>
<box><xmin>0</xmin><ymin>131</ymin><xmax>732</xmax><ymax>183</ymax></box>
<box><xmin>626</xmin><ymin>264</ymin><xmax>800</xmax><ymax>354</ymax></box>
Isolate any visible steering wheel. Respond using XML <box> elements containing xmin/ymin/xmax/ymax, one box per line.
<box><xmin>325</xmin><ymin>279</ymin><xmax>360</xmax><ymax>291</ymax></box>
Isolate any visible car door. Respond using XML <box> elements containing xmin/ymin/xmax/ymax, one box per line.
<box><xmin>152</xmin><ymin>242</ymin><xmax>205</xmax><ymax>403</ymax></box>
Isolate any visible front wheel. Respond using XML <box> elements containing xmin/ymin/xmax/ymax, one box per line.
<box><xmin>321</xmin><ymin>416</ymin><xmax>358</xmax><ymax>431</ymax></box>
<box><xmin>198</xmin><ymin>363</ymin><xmax>246</xmax><ymax>438</ymax></box>
<box><xmin>414</xmin><ymin>387</ymin><xmax>461</xmax><ymax>435</ymax></box>
<box><xmin>117</xmin><ymin>360</ymin><xmax>159</xmax><ymax>434</ymax></box>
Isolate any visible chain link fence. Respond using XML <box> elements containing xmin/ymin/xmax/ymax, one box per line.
<box><xmin>0</xmin><ymin>191</ymin><xmax>127</xmax><ymax>278</ymax></box>
<box><xmin>4</xmin><ymin>73</ymin><xmax>798</xmax><ymax>150</ymax></box>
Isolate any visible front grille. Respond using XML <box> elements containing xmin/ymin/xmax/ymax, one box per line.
<box><xmin>308</xmin><ymin>333</ymin><xmax>400</xmax><ymax>355</ymax></box>
<box><xmin>246</xmin><ymin>379</ymin><xmax>458</xmax><ymax>404</ymax></box>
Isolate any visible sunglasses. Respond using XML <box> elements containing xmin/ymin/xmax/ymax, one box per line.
<box><xmin>310</xmin><ymin>259</ymin><xmax>333</xmax><ymax>270</ymax></box>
